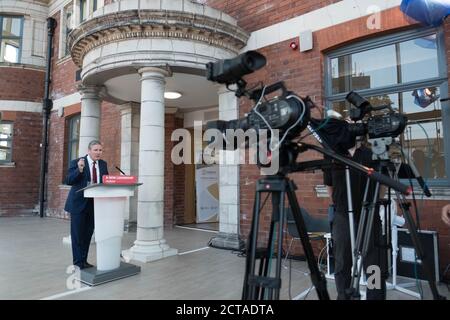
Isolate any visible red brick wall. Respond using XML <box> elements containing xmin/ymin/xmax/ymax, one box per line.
<box><xmin>173</xmin><ymin>117</ymin><xmax>186</xmax><ymax>225</ymax></box>
<box><xmin>205</xmin><ymin>0</ymin><xmax>341</xmax><ymax>32</ymax></box>
<box><xmin>0</xmin><ymin>111</ymin><xmax>42</xmax><ymax>216</ymax></box>
<box><xmin>164</xmin><ymin>114</ymin><xmax>187</xmax><ymax>227</ymax></box>
<box><xmin>164</xmin><ymin>113</ymin><xmax>176</xmax><ymax>228</ymax></box>
<box><xmin>0</xmin><ymin>68</ymin><xmax>45</xmax><ymax>102</ymax></box>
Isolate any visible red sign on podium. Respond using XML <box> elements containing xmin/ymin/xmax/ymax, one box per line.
<box><xmin>103</xmin><ymin>175</ymin><xmax>138</xmax><ymax>185</ymax></box>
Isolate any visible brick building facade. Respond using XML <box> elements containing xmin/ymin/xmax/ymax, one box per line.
<box><xmin>0</xmin><ymin>0</ymin><xmax>449</xmax><ymax>276</ymax></box>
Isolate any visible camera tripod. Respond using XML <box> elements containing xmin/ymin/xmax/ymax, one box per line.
<box><xmin>240</xmin><ymin>142</ymin><xmax>412</xmax><ymax>300</ymax></box>
<box><xmin>241</xmin><ymin>174</ymin><xmax>330</xmax><ymax>300</ymax></box>
<box><xmin>346</xmin><ymin>159</ymin><xmax>445</xmax><ymax>300</ymax></box>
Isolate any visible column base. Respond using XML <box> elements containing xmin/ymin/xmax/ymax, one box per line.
<box><xmin>209</xmin><ymin>232</ymin><xmax>245</xmax><ymax>251</ymax></box>
<box><xmin>122</xmin><ymin>239</ymin><xmax>178</xmax><ymax>263</ymax></box>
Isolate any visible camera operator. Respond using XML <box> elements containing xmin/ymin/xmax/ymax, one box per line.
<box><xmin>324</xmin><ymin>135</ymin><xmax>387</xmax><ymax>300</ymax></box>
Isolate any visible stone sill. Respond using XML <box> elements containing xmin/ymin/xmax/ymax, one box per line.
<box><xmin>58</xmin><ymin>184</ymin><xmax>71</xmax><ymax>190</ymax></box>
<box><xmin>0</xmin><ymin>162</ymin><xmax>16</xmax><ymax>168</ymax></box>
<box><xmin>56</xmin><ymin>55</ymin><xmax>73</xmax><ymax>66</ymax></box>
<box><xmin>0</xmin><ymin>63</ymin><xmax>45</xmax><ymax>71</ymax></box>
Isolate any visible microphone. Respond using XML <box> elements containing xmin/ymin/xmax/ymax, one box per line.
<box><xmin>115</xmin><ymin>166</ymin><xmax>126</xmax><ymax>175</ymax></box>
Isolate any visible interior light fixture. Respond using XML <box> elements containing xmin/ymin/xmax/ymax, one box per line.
<box><xmin>164</xmin><ymin>91</ymin><xmax>182</xmax><ymax>99</ymax></box>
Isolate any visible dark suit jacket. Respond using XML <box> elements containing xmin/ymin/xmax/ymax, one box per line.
<box><xmin>64</xmin><ymin>155</ymin><xmax>109</xmax><ymax>215</ymax></box>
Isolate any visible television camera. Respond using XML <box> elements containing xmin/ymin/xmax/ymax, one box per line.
<box><xmin>204</xmin><ymin>51</ymin><xmax>416</xmax><ymax>301</ymax></box>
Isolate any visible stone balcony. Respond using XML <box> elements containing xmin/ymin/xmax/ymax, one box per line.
<box><xmin>68</xmin><ymin>0</ymin><xmax>249</xmax><ymax>79</ymax></box>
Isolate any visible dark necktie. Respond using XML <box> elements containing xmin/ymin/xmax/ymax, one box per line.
<box><xmin>92</xmin><ymin>161</ymin><xmax>98</xmax><ymax>184</ymax></box>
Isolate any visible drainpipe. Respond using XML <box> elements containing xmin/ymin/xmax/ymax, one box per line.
<box><xmin>39</xmin><ymin>17</ymin><xmax>57</xmax><ymax>218</ymax></box>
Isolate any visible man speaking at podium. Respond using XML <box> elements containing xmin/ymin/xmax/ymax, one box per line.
<box><xmin>65</xmin><ymin>140</ymin><xmax>109</xmax><ymax>269</ymax></box>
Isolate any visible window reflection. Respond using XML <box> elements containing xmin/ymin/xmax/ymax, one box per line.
<box><xmin>400</xmin><ymin>35</ymin><xmax>439</xmax><ymax>83</ymax></box>
<box><xmin>0</xmin><ymin>16</ymin><xmax>22</xmax><ymax>64</ymax></box>
<box><xmin>331</xmin><ymin>35</ymin><xmax>440</xmax><ymax>94</ymax></box>
<box><xmin>0</xmin><ymin>122</ymin><xmax>13</xmax><ymax>162</ymax></box>
<box><xmin>328</xmin><ymin>31</ymin><xmax>447</xmax><ymax>181</ymax></box>
<box><xmin>2</xmin><ymin>17</ymin><xmax>21</xmax><ymax>37</ymax></box>
<box><xmin>404</xmin><ymin>121</ymin><xmax>446</xmax><ymax>179</ymax></box>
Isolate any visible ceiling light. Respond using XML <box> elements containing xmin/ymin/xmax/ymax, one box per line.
<box><xmin>164</xmin><ymin>91</ymin><xmax>182</xmax><ymax>99</ymax></box>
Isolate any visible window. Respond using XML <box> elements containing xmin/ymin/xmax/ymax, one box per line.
<box><xmin>326</xmin><ymin>28</ymin><xmax>449</xmax><ymax>184</ymax></box>
<box><xmin>67</xmin><ymin>115</ymin><xmax>80</xmax><ymax>166</ymax></box>
<box><xmin>0</xmin><ymin>15</ymin><xmax>23</xmax><ymax>63</ymax></box>
<box><xmin>80</xmin><ymin>0</ymin><xmax>104</xmax><ymax>22</ymax></box>
<box><xmin>63</xmin><ymin>2</ymin><xmax>74</xmax><ymax>57</ymax></box>
<box><xmin>0</xmin><ymin>122</ymin><xmax>13</xmax><ymax>163</ymax></box>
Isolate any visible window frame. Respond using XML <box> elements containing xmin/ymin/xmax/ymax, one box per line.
<box><xmin>325</xmin><ymin>27</ymin><xmax>450</xmax><ymax>186</ymax></box>
<box><xmin>0</xmin><ymin>121</ymin><xmax>14</xmax><ymax>163</ymax></box>
<box><xmin>63</xmin><ymin>1</ymin><xmax>74</xmax><ymax>57</ymax></box>
<box><xmin>0</xmin><ymin>15</ymin><xmax>24</xmax><ymax>64</ymax></box>
<box><xmin>80</xmin><ymin>0</ymin><xmax>99</xmax><ymax>22</ymax></box>
<box><xmin>67</xmin><ymin>114</ymin><xmax>80</xmax><ymax>167</ymax></box>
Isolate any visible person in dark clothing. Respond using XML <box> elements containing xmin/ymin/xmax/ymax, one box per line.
<box><xmin>324</xmin><ymin>143</ymin><xmax>387</xmax><ymax>300</ymax></box>
<box><xmin>64</xmin><ymin>140</ymin><xmax>109</xmax><ymax>269</ymax></box>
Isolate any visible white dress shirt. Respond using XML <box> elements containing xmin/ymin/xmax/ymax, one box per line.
<box><xmin>86</xmin><ymin>155</ymin><xmax>100</xmax><ymax>184</ymax></box>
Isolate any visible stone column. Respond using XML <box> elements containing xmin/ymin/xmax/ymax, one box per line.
<box><xmin>119</xmin><ymin>102</ymin><xmax>140</xmax><ymax>231</ymax></box>
<box><xmin>209</xmin><ymin>85</ymin><xmax>244</xmax><ymax>250</ymax></box>
<box><xmin>78</xmin><ymin>85</ymin><xmax>102</xmax><ymax>156</ymax></box>
<box><xmin>63</xmin><ymin>84</ymin><xmax>102</xmax><ymax>246</ymax></box>
<box><xmin>122</xmin><ymin>67</ymin><xmax>177</xmax><ymax>262</ymax></box>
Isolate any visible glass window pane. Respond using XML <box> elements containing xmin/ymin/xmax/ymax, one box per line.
<box><xmin>401</xmin><ymin>86</ymin><xmax>441</xmax><ymax>116</ymax></box>
<box><xmin>403</xmin><ymin>121</ymin><xmax>446</xmax><ymax>179</ymax></box>
<box><xmin>351</xmin><ymin>45</ymin><xmax>398</xmax><ymax>90</ymax></box>
<box><xmin>68</xmin><ymin>116</ymin><xmax>80</xmax><ymax>163</ymax></box>
<box><xmin>2</xmin><ymin>17</ymin><xmax>21</xmax><ymax>37</ymax></box>
<box><xmin>331</xmin><ymin>57</ymin><xmax>350</xmax><ymax>94</ymax></box>
<box><xmin>80</xmin><ymin>0</ymin><xmax>88</xmax><ymax>21</ymax></box>
<box><xmin>331</xmin><ymin>45</ymin><xmax>398</xmax><ymax>94</ymax></box>
<box><xmin>70</xmin><ymin>117</ymin><xmax>80</xmax><ymax>139</ymax></box>
<box><xmin>334</xmin><ymin>94</ymin><xmax>399</xmax><ymax>118</ymax></box>
<box><xmin>331</xmin><ymin>100</ymin><xmax>350</xmax><ymax>118</ymax></box>
<box><xmin>0</xmin><ymin>123</ymin><xmax>12</xmax><ymax>135</ymax></box>
<box><xmin>70</xmin><ymin>140</ymin><xmax>79</xmax><ymax>161</ymax></box>
<box><xmin>1</xmin><ymin>39</ymin><xmax>19</xmax><ymax>63</ymax></box>
<box><xmin>400</xmin><ymin>35</ymin><xmax>439</xmax><ymax>83</ymax></box>
<box><xmin>0</xmin><ymin>149</ymin><xmax>9</xmax><ymax>161</ymax></box>
<box><xmin>65</xmin><ymin>4</ymin><xmax>74</xmax><ymax>30</ymax></box>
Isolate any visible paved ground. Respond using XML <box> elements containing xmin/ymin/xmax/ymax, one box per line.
<box><xmin>0</xmin><ymin>216</ymin><xmax>448</xmax><ymax>300</ymax></box>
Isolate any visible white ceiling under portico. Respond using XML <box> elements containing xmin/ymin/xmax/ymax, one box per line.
<box><xmin>104</xmin><ymin>72</ymin><xmax>219</xmax><ymax>109</ymax></box>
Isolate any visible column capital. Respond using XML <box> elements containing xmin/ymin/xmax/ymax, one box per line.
<box><xmin>77</xmin><ymin>84</ymin><xmax>105</xmax><ymax>100</ymax></box>
<box><xmin>138</xmin><ymin>66</ymin><xmax>172</xmax><ymax>80</ymax></box>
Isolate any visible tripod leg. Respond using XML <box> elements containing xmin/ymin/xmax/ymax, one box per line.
<box><xmin>259</xmin><ymin>196</ymin><xmax>280</xmax><ymax>300</ymax></box>
<box><xmin>286</xmin><ymin>180</ymin><xmax>330</xmax><ymax>300</ymax></box>
<box><xmin>349</xmin><ymin>182</ymin><xmax>380</xmax><ymax>299</ymax></box>
<box><xmin>274</xmin><ymin>191</ymin><xmax>286</xmax><ymax>300</ymax></box>
<box><xmin>347</xmin><ymin>178</ymin><xmax>371</xmax><ymax>298</ymax></box>
<box><xmin>242</xmin><ymin>189</ymin><xmax>263</xmax><ymax>300</ymax></box>
<box><xmin>394</xmin><ymin>193</ymin><xmax>445</xmax><ymax>300</ymax></box>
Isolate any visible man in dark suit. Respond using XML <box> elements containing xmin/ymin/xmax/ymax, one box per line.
<box><xmin>65</xmin><ymin>140</ymin><xmax>109</xmax><ymax>269</ymax></box>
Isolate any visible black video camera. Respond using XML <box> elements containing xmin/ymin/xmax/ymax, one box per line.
<box><xmin>345</xmin><ymin>91</ymin><xmax>407</xmax><ymax>139</ymax></box>
<box><xmin>205</xmin><ymin>51</ymin><xmax>312</xmax><ymax>147</ymax></box>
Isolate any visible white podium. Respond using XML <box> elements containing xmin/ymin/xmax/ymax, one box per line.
<box><xmin>77</xmin><ymin>183</ymin><xmax>142</xmax><ymax>286</ymax></box>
